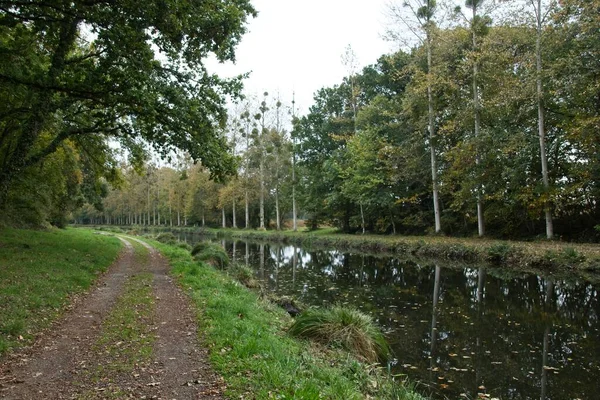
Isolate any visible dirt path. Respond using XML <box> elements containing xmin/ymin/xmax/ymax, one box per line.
<box><xmin>0</xmin><ymin>237</ymin><xmax>224</xmax><ymax>399</ymax></box>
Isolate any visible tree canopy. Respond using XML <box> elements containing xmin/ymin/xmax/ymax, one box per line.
<box><xmin>0</xmin><ymin>0</ymin><xmax>256</xmax><ymax>225</ymax></box>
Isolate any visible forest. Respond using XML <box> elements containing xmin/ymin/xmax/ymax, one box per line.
<box><xmin>1</xmin><ymin>0</ymin><xmax>599</xmax><ymax>241</ymax></box>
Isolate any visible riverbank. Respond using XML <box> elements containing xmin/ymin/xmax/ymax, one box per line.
<box><xmin>167</xmin><ymin>227</ymin><xmax>600</xmax><ymax>276</ymax></box>
<box><xmin>1</xmin><ymin>227</ymin><xmax>428</xmax><ymax>398</ymax></box>
<box><xmin>151</xmin><ymin>237</ymin><xmax>428</xmax><ymax>399</ymax></box>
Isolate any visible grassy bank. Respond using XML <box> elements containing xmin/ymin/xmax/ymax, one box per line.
<box><xmin>0</xmin><ymin>228</ymin><xmax>122</xmax><ymax>355</ymax></box>
<box><xmin>150</xmin><ymin>239</ymin><xmax>428</xmax><ymax>399</ymax></box>
<box><xmin>197</xmin><ymin>227</ymin><xmax>600</xmax><ymax>273</ymax></box>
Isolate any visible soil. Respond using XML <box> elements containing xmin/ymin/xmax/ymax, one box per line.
<box><xmin>0</xmin><ymin>237</ymin><xmax>224</xmax><ymax>399</ymax></box>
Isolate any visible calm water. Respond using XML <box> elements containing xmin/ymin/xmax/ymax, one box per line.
<box><xmin>176</xmin><ymin>233</ymin><xmax>599</xmax><ymax>399</ymax></box>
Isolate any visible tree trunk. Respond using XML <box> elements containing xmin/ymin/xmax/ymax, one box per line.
<box><xmin>232</xmin><ymin>198</ymin><xmax>237</xmax><ymax>228</ymax></box>
<box><xmin>222</xmin><ymin>207</ymin><xmax>226</xmax><ymax>228</ymax></box>
<box><xmin>473</xmin><ymin>4</ymin><xmax>485</xmax><ymax>237</ymax></box>
<box><xmin>259</xmin><ymin>155</ymin><xmax>265</xmax><ymax>229</ymax></box>
<box><xmin>427</xmin><ymin>31</ymin><xmax>442</xmax><ymax>234</ymax></box>
<box><xmin>360</xmin><ymin>203</ymin><xmax>365</xmax><ymax>234</ymax></box>
<box><xmin>245</xmin><ymin>189</ymin><xmax>249</xmax><ymax>228</ymax></box>
<box><xmin>275</xmin><ymin>186</ymin><xmax>280</xmax><ymax>230</ymax></box>
<box><xmin>535</xmin><ymin>0</ymin><xmax>554</xmax><ymax>239</ymax></box>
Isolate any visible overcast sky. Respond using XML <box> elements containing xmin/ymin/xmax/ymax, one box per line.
<box><xmin>207</xmin><ymin>0</ymin><xmax>398</xmax><ymax>116</ymax></box>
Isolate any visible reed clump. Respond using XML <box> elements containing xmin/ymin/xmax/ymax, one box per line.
<box><xmin>289</xmin><ymin>305</ymin><xmax>390</xmax><ymax>363</ymax></box>
<box><xmin>191</xmin><ymin>241</ymin><xmax>229</xmax><ymax>268</ymax></box>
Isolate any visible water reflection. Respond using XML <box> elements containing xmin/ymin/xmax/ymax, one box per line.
<box><xmin>173</xmin><ymin>232</ymin><xmax>599</xmax><ymax>400</ymax></box>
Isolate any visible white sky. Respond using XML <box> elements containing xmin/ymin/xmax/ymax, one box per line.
<box><xmin>207</xmin><ymin>0</ymin><xmax>398</xmax><ymax>115</ymax></box>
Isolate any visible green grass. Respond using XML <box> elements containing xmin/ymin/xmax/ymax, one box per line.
<box><xmin>289</xmin><ymin>306</ymin><xmax>391</xmax><ymax>363</ymax></box>
<box><xmin>150</xmin><ymin>239</ymin><xmax>428</xmax><ymax>400</ymax></box>
<box><xmin>0</xmin><ymin>227</ymin><xmax>122</xmax><ymax>355</ymax></box>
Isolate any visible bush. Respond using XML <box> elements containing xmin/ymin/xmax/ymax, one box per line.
<box><xmin>288</xmin><ymin>306</ymin><xmax>390</xmax><ymax>363</ymax></box>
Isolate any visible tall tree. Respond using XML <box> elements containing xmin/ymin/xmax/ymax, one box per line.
<box><xmin>0</xmin><ymin>0</ymin><xmax>256</xmax><ymax>222</ymax></box>
<box><xmin>388</xmin><ymin>0</ymin><xmax>443</xmax><ymax>233</ymax></box>
<box><xmin>529</xmin><ymin>0</ymin><xmax>556</xmax><ymax>239</ymax></box>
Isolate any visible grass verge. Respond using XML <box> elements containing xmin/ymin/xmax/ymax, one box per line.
<box><xmin>0</xmin><ymin>227</ymin><xmax>121</xmax><ymax>355</ymax></box>
<box><xmin>150</xmin><ymin>239</ymin><xmax>428</xmax><ymax>399</ymax></box>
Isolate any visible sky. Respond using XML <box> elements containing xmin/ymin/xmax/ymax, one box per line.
<box><xmin>207</xmin><ymin>0</ymin><xmax>398</xmax><ymax>116</ymax></box>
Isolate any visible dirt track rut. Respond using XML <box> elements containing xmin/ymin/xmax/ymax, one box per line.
<box><xmin>0</xmin><ymin>236</ymin><xmax>224</xmax><ymax>399</ymax></box>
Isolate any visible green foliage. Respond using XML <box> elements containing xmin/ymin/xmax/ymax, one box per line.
<box><xmin>0</xmin><ymin>0</ymin><xmax>257</xmax><ymax>226</ymax></box>
<box><xmin>289</xmin><ymin>306</ymin><xmax>391</xmax><ymax>363</ymax></box>
<box><xmin>0</xmin><ymin>228</ymin><xmax>121</xmax><ymax>354</ymax></box>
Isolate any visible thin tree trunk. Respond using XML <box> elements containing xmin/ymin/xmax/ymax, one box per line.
<box><xmin>535</xmin><ymin>0</ymin><xmax>554</xmax><ymax>239</ymax></box>
<box><xmin>259</xmin><ymin>155</ymin><xmax>265</xmax><ymax>229</ymax></box>
<box><xmin>222</xmin><ymin>207</ymin><xmax>226</xmax><ymax>228</ymax></box>
<box><xmin>233</xmin><ymin>198</ymin><xmax>237</xmax><ymax>228</ymax></box>
<box><xmin>275</xmin><ymin>186</ymin><xmax>280</xmax><ymax>231</ymax></box>
<box><xmin>427</xmin><ymin>31</ymin><xmax>442</xmax><ymax>234</ymax></box>
<box><xmin>360</xmin><ymin>203</ymin><xmax>365</xmax><ymax>234</ymax></box>
<box><xmin>245</xmin><ymin>190</ymin><xmax>249</xmax><ymax>228</ymax></box>
<box><xmin>473</xmin><ymin>3</ymin><xmax>485</xmax><ymax>237</ymax></box>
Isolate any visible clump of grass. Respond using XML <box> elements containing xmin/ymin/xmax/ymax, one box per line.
<box><xmin>176</xmin><ymin>241</ymin><xmax>192</xmax><ymax>251</ymax></box>
<box><xmin>192</xmin><ymin>241</ymin><xmax>229</xmax><ymax>268</ymax></box>
<box><xmin>155</xmin><ymin>232</ymin><xmax>177</xmax><ymax>244</ymax></box>
<box><xmin>229</xmin><ymin>263</ymin><xmax>259</xmax><ymax>288</ymax></box>
<box><xmin>288</xmin><ymin>306</ymin><xmax>390</xmax><ymax>363</ymax></box>
<box><xmin>487</xmin><ymin>242</ymin><xmax>513</xmax><ymax>264</ymax></box>
<box><xmin>560</xmin><ymin>247</ymin><xmax>584</xmax><ymax>264</ymax></box>
<box><xmin>191</xmin><ymin>241</ymin><xmax>211</xmax><ymax>256</ymax></box>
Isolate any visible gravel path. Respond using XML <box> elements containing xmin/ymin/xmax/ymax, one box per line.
<box><xmin>0</xmin><ymin>237</ymin><xmax>224</xmax><ymax>399</ymax></box>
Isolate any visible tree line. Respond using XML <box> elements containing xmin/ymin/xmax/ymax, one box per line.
<box><xmin>88</xmin><ymin>0</ymin><xmax>598</xmax><ymax>240</ymax></box>
<box><xmin>2</xmin><ymin>1</ymin><xmax>597</xmax><ymax>241</ymax></box>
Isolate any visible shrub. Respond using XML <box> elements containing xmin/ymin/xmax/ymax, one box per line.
<box><xmin>288</xmin><ymin>306</ymin><xmax>390</xmax><ymax>363</ymax></box>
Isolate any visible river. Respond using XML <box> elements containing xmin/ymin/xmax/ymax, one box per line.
<box><xmin>174</xmin><ymin>232</ymin><xmax>599</xmax><ymax>399</ymax></box>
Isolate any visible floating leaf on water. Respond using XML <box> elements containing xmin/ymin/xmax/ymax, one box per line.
<box><xmin>543</xmin><ymin>366</ymin><xmax>560</xmax><ymax>371</ymax></box>
<box><xmin>462</xmin><ymin>356</ymin><xmax>471</xmax><ymax>359</ymax></box>
<box><xmin>449</xmin><ymin>353</ymin><xmax>458</xmax><ymax>357</ymax></box>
